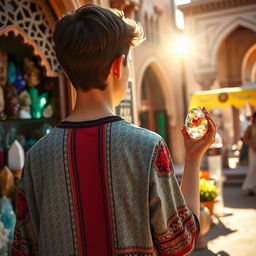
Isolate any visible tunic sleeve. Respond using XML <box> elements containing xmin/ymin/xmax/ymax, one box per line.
<box><xmin>11</xmin><ymin>152</ymin><xmax>39</xmax><ymax>256</ymax></box>
<box><xmin>149</xmin><ymin>141</ymin><xmax>200</xmax><ymax>256</ymax></box>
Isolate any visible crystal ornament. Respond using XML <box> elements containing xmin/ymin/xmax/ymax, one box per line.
<box><xmin>185</xmin><ymin>108</ymin><xmax>208</xmax><ymax>139</ymax></box>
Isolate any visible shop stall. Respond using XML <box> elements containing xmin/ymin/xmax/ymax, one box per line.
<box><xmin>0</xmin><ymin>0</ymin><xmax>69</xmax><ymax>251</ymax></box>
<box><xmin>189</xmin><ymin>82</ymin><xmax>256</xmax><ymax>111</ymax></box>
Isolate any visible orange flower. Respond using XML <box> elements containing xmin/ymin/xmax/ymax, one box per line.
<box><xmin>200</xmin><ymin>171</ymin><xmax>210</xmax><ymax>180</ymax></box>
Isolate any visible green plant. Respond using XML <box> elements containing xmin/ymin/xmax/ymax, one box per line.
<box><xmin>200</xmin><ymin>178</ymin><xmax>218</xmax><ymax>202</ymax></box>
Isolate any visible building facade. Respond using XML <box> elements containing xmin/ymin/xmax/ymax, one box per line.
<box><xmin>179</xmin><ymin>0</ymin><xmax>256</xmax><ymax>144</ymax></box>
<box><xmin>133</xmin><ymin>0</ymin><xmax>185</xmax><ymax>163</ymax></box>
<box><xmin>0</xmin><ymin>0</ymin><xmax>186</xmax><ymax>164</ymax></box>
<box><xmin>51</xmin><ymin>0</ymin><xmax>186</xmax><ymax>164</ymax></box>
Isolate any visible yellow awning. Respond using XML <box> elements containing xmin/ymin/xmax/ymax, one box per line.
<box><xmin>189</xmin><ymin>83</ymin><xmax>256</xmax><ymax>111</ymax></box>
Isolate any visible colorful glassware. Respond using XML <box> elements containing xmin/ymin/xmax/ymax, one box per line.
<box><xmin>0</xmin><ymin>196</ymin><xmax>16</xmax><ymax>241</ymax></box>
<box><xmin>185</xmin><ymin>108</ymin><xmax>208</xmax><ymax>139</ymax></box>
<box><xmin>13</xmin><ymin>68</ymin><xmax>26</xmax><ymax>93</ymax></box>
<box><xmin>29</xmin><ymin>87</ymin><xmax>48</xmax><ymax>119</ymax></box>
<box><xmin>7</xmin><ymin>62</ymin><xmax>16</xmax><ymax>84</ymax></box>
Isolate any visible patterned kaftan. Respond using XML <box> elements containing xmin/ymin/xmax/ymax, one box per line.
<box><xmin>11</xmin><ymin>116</ymin><xmax>200</xmax><ymax>256</ymax></box>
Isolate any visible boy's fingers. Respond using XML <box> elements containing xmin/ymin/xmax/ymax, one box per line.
<box><xmin>203</xmin><ymin>108</ymin><xmax>217</xmax><ymax>129</ymax></box>
<box><xmin>206</xmin><ymin>119</ymin><xmax>216</xmax><ymax>142</ymax></box>
<box><xmin>203</xmin><ymin>107</ymin><xmax>214</xmax><ymax>120</ymax></box>
<box><xmin>181</xmin><ymin>126</ymin><xmax>191</xmax><ymax>140</ymax></box>
<box><xmin>206</xmin><ymin>114</ymin><xmax>217</xmax><ymax>131</ymax></box>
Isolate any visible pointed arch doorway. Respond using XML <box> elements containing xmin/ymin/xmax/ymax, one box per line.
<box><xmin>139</xmin><ymin>65</ymin><xmax>169</xmax><ymax>144</ymax></box>
<box><xmin>217</xmin><ymin>25</ymin><xmax>256</xmax><ymax>142</ymax></box>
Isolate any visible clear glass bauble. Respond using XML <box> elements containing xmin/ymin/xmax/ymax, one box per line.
<box><xmin>185</xmin><ymin>108</ymin><xmax>208</xmax><ymax>139</ymax></box>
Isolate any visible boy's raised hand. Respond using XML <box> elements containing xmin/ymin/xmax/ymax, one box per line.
<box><xmin>181</xmin><ymin>107</ymin><xmax>217</xmax><ymax>160</ymax></box>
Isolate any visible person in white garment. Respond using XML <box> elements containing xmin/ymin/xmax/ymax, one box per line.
<box><xmin>239</xmin><ymin>114</ymin><xmax>250</xmax><ymax>165</ymax></box>
<box><xmin>242</xmin><ymin>112</ymin><xmax>256</xmax><ymax>195</ymax></box>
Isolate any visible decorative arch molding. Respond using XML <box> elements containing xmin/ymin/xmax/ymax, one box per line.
<box><xmin>0</xmin><ymin>25</ymin><xmax>53</xmax><ymax>76</ymax></box>
<box><xmin>0</xmin><ymin>0</ymin><xmax>62</xmax><ymax>76</ymax></box>
<box><xmin>136</xmin><ymin>56</ymin><xmax>177</xmax><ymax>125</ymax></box>
<box><xmin>140</xmin><ymin>0</ymin><xmax>160</xmax><ymax>43</ymax></box>
<box><xmin>211</xmin><ymin>18</ymin><xmax>256</xmax><ymax>69</ymax></box>
<box><xmin>242</xmin><ymin>43</ymin><xmax>256</xmax><ymax>83</ymax></box>
<box><xmin>141</xmin><ymin>0</ymin><xmax>155</xmax><ymax>18</ymax></box>
<box><xmin>251</xmin><ymin>62</ymin><xmax>256</xmax><ymax>81</ymax></box>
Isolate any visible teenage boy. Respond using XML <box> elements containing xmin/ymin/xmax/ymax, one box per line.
<box><xmin>12</xmin><ymin>4</ymin><xmax>216</xmax><ymax>256</ymax></box>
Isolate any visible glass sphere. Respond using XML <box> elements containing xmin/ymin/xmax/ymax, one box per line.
<box><xmin>185</xmin><ymin>108</ymin><xmax>208</xmax><ymax>139</ymax></box>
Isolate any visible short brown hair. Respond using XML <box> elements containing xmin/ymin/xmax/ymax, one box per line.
<box><xmin>53</xmin><ymin>4</ymin><xmax>144</xmax><ymax>91</ymax></box>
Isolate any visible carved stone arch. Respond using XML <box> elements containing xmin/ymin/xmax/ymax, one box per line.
<box><xmin>0</xmin><ymin>0</ymin><xmax>62</xmax><ymax>76</ymax></box>
<box><xmin>0</xmin><ymin>25</ymin><xmax>53</xmax><ymax>76</ymax></box>
<box><xmin>242</xmin><ymin>44</ymin><xmax>256</xmax><ymax>83</ymax></box>
<box><xmin>141</xmin><ymin>0</ymin><xmax>153</xmax><ymax>16</ymax></box>
<box><xmin>144</xmin><ymin>12</ymin><xmax>149</xmax><ymax>38</ymax></box>
<box><xmin>137</xmin><ymin>56</ymin><xmax>177</xmax><ymax>125</ymax></box>
<box><xmin>211</xmin><ymin>18</ymin><xmax>256</xmax><ymax>68</ymax></box>
<box><xmin>150</xmin><ymin>15</ymin><xmax>154</xmax><ymax>41</ymax></box>
<box><xmin>251</xmin><ymin>63</ymin><xmax>256</xmax><ymax>81</ymax></box>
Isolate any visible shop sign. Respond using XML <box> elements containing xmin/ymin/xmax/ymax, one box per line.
<box><xmin>115</xmin><ymin>80</ymin><xmax>134</xmax><ymax>123</ymax></box>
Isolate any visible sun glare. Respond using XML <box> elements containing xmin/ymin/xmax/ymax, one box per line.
<box><xmin>172</xmin><ymin>36</ymin><xmax>192</xmax><ymax>56</ymax></box>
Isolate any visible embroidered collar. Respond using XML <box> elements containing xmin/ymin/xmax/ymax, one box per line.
<box><xmin>57</xmin><ymin>115</ymin><xmax>123</xmax><ymax>128</ymax></box>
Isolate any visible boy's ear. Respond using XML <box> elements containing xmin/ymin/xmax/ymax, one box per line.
<box><xmin>110</xmin><ymin>55</ymin><xmax>125</xmax><ymax>80</ymax></box>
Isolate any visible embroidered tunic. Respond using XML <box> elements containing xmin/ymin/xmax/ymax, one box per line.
<box><xmin>12</xmin><ymin>116</ymin><xmax>200</xmax><ymax>256</ymax></box>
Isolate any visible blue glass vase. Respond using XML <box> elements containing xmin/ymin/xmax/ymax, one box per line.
<box><xmin>0</xmin><ymin>196</ymin><xmax>16</xmax><ymax>241</ymax></box>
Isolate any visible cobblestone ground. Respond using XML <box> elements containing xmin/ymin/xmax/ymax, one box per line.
<box><xmin>192</xmin><ymin>186</ymin><xmax>256</xmax><ymax>256</ymax></box>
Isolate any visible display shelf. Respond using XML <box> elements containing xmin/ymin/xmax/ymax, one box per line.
<box><xmin>0</xmin><ymin>117</ymin><xmax>56</xmax><ymax>123</ymax></box>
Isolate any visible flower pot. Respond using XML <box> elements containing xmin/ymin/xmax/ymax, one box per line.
<box><xmin>195</xmin><ymin>206</ymin><xmax>211</xmax><ymax>250</ymax></box>
<box><xmin>200</xmin><ymin>200</ymin><xmax>216</xmax><ymax>215</ymax></box>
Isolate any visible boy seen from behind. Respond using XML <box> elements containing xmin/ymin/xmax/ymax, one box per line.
<box><xmin>12</xmin><ymin>5</ymin><xmax>216</xmax><ymax>256</ymax></box>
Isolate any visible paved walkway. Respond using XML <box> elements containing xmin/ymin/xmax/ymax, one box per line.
<box><xmin>191</xmin><ymin>186</ymin><xmax>256</xmax><ymax>256</ymax></box>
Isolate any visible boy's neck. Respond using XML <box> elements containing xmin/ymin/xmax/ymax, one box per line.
<box><xmin>64</xmin><ymin>87</ymin><xmax>115</xmax><ymax>122</ymax></box>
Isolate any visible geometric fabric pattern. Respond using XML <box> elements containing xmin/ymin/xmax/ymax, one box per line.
<box><xmin>12</xmin><ymin>116</ymin><xmax>200</xmax><ymax>255</ymax></box>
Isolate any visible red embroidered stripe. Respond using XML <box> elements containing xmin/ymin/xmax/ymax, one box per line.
<box><xmin>116</xmin><ymin>247</ymin><xmax>157</xmax><ymax>254</ymax></box>
<box><xmin>68</xmin><ymin>129</ymin><xmax>84</xmax><ymax>256</ymax></box>
<box><xmin>70</xmin><ymin>126</ymin><xmax>112</xmax><ymax>256</ymax></box>
<box><xmin>153</xmin><ymin>207</ymin><xmax>198</xmax><ymax>256</ymax></box>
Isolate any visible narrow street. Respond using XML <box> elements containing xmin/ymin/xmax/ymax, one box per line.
<box><xmin>192</xmin><ymin>185</ymin><xmax>256</xmax><ymax>256</ymax></box>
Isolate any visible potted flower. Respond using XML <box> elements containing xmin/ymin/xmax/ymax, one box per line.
<box><xmin>199</xmin><ymin>170</ymin><xmax>211</xmax><ymax>180</ymax></box>
<box><xmin>200</xmin><ymin>178</ymin><xmax>218</xmax><ymax>215</ymax></box>
<box><xmin>195</xmin><ymin>171</ymin><xmax>217</xmax><ymax>249</ymax></box>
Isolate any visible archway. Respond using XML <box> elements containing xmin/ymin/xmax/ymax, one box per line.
<box><xmin>139</xmin><ymin>65</ymin><xmax>169</xmax><ymax>143</ymax></box>
<box><xmin>216</xmin><ymin>25</ymin><xmax>256</xmax><ymax>142</ymax></box>
<box><xmin>211</xmin><ymin>18</ymin><xmax>256</xmax><ymax>69</ymax></box>
<box><xmin>0</xmin><ymin>0</ymin><xmax>62</xmax><ymax>77</ymax></box>
<box><xmin>242</xmin><ymin>44</ymin><xmax>256</xmax><ymax>83</ymax></box>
